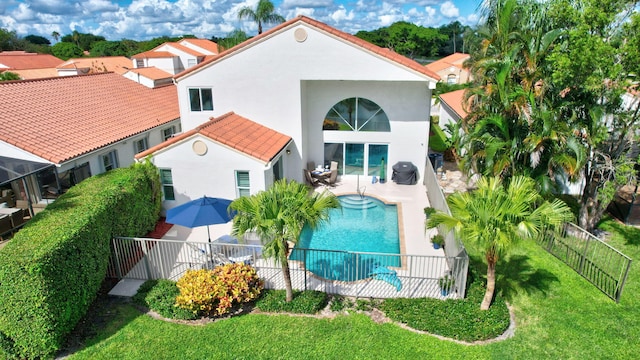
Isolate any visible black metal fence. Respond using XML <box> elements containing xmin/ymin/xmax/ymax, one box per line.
<box><xmin>538</xmin><ymin>223</ymin><xmax>632</xmax><ymax>302</ymax></box>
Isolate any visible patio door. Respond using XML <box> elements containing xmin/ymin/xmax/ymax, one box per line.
<box><xmin>324</xmin><ymin>143</ymin><xmax>388</xmax><ymax>176</ymax></box>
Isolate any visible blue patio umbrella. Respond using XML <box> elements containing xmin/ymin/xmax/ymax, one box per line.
<box><xmin>166</xmin><ymin>196</ymin><xmax>236</xmax><ymax>242</ymax></box>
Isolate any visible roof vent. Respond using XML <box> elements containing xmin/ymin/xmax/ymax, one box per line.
<box><xmin>294</xmin><ymin>28</ymin><xmax>308</xmax><ymax>43</ymax></box>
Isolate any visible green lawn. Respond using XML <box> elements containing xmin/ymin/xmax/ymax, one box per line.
<box><xmin>67</xmin><ymin>218</ymin><xmax>640</xmax><ymax>359</ymax></box>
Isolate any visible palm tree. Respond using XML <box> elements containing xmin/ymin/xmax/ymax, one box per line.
<box><xmin>51</xmin><ymin>31</ymin><xmax>60</xmax><ymax>43</ymax></box>
<box><xmin>427</xmin><ymin>176</ymin><xmax>573</xmax><ymax>310</ymax></box>
<box><xmin>237</xmin><ymin>0</ymin><xmax>285</xmax><ymax>35</ymax></box>
<box><xmin>230</xmin><ymin>179</ymin><xmax>340</xmax><ymax>302</ymax></box>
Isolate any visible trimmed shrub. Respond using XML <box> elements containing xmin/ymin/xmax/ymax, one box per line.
<box><xmin>133</xmin><ymin>280</ymin><xmax>196</xmax><ymax>320</ymax></box>
<box><xmin>255</xmin><ymin>290</ymin><xmax>328</xmax><ymax>314</ymax></box>
<box><xmin>176</xmin><ymin>264</ymin><xmax>263</xmax><ymax>317</ymax></box>
<box><xmin>0</xmin><ymin>161</ymin><xmax>161</xmax><ymax>359</ymax></box>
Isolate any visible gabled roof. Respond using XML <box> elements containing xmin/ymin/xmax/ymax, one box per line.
<box><xmin>137</xmin><ymin>112</ymin><xmax>291</xmax><ymax>163</ymax></box>
<box><xmin>162</xmin><ymin>42</ymin><xmax>205</xmax><ymax>57</ymax></box>
<box><xmin>126</xmin><ymin>67</ymin><xmax>173</xmax><ymax>80</ymax></box>
<box><xmin>132</xmin><ymin>50</ymin><xmax>177</xmax><ymax>59</ymax></box>
<box><xmin>0</xmin><ymin>73</ymin><xmax>179</xmax><ymax>164</ymax></box>
<box><xmin>426</xmin><ymin>53</ymin><xmax>470</xmax><ymax>74</ymax></box>
<box><xmin>7</xmin><ymin>68</ymin><xmax>59</xmax><ymax>79</ymax></box>
<box><xmin>179</xmin><ymin>39</ymin><xmax>219</xmax><ymax>55</ymax></box>
<box><xmin>57</xmin><ymin>56</ymin><xmax>131</xmax><ymax>75</ymax></box>
<box><xmin>175</xmin><ymin>16</ymin><xmax>440</xmax><ymax>81</ymax></box>
<box><xmin>439</xmin><ymin>89</ymin><xmax>468</xmax><ymax>118</ymax></box>
<box><xmin>0</xmin><ymin>51</ymin><xmax>63</xmax><ymax>70</ymax></box>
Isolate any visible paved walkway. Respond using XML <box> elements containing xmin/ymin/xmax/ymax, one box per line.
<box><xmin>436</xmin><ymin>160</ymin><xmax>476</xmax><ymax>194</ymax></box>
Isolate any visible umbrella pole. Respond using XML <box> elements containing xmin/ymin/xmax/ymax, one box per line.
<box><xmin>207</xmin><ymin>226</ymin><xmax>212</xmax><ymax>256</ymax></box>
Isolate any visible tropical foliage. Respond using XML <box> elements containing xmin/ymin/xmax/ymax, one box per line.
<box><xmin>461</xmin><ymin>0</ymin><xmax>639</xmax><ymax>230</ymax></box>
<box><xmin>427</xmin><ymin>176</ymin><xmax>574</xmax><ymax>309</ymax></box>
<box><xmin>237</xmin><ymin>0</ymin><xmax>285</xmax><ymax>35</ymax></box>
<box><xmin>230</xmin><ymin>180</ymin><xmax>340</xmax><ymax>302</ymax></box>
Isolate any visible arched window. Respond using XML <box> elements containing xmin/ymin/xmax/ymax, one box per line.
<box><xmin>323</xmin><ymin>97</ymin><xmax>390</xmax><ymax>132</ymax></box>
<box><xmin>447</xmin><ymin>74</ymin><xmax>457</xmax><ymax>84</ymax></box>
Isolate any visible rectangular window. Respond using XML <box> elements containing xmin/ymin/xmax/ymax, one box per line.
<box><xmin>162</xmin><ymin>126</ymin><xmax>176</xmax><ymax>141</ymax></box>
<box><xmin>101</xmin><ymin>150</ymin><xmax>118</xmax><ymax>172</ymax></box>
<box><xmin>189</xmin><ymin>88</ymin><xmax>213</xmax><ymax>111</ymax></box>
<box><xmin>160</xmin><ymin>169</ymin><xmax>175</xmax><ymax>201</ymax></box>
<box><xmin>71</xmin><ymin>162</ymin><xmax>91</xmax><ymax>185</ymax></box>
<box><xmin>134</xmin><ymin>137</ymin><xmax>149</xmax><ymax>153</ymax></box>
<box><xmin>235</xmin><ymin>171</ymin><xmax>250</xmax><ymax>197</ymax></box>
<box><xmin>136</xmin><ymin>59</ymin><xmax>144</xmax><ymax>68</ymax></box>
<box><xmin>187</xmin><ymin>58</ymin><xmax>196</xmax><ymax>67</ymax></box>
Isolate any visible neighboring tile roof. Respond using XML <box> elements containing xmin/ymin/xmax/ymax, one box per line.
<box><xmin>425</xmin><ymin>53</ymin><xmax>470</xmax><ymax>74</ymax></box>
<box><xmin>57</xmin><ymin>56</ymin><xmax>131</xmax><ymax>75</ymax></box>
<box><xmin>164</xmin><ymin>42</ymin><xmax>206</xmax><ymax>57</ymax></box>
<box><xmin>179</xmin><ymin>39</ymin><xmax>219</xmax><ymax>54</ymax></box>
<box><xmin>7</xmin><ymin>68</ymin><xmax>59</xmax><ymax>79</ymax></box>
<box><xmin>137</xmin><ymin>112</ymin><xmax>291</xmax><ymax>163</ymax></box>
<box><xmin>175</xmin><ymin>16</ymin><xmax>440</xmax><ymax>81</ymax></box>
<box><xmin>132</xmin><ymin>51</ymin><xmax>176</xmax><ymax>59</ymax></box>
<box><xmin>127</xmin><ymin>67</ymin><xmax>173</xmax><ymax>80</ymax></box>
<box><xmin>439</xmin><ymin>89</ymin><xmax>468</xmax><ymax>118</ymax></box>
<box><xmin>0</xmin><ymin>51</ymin><xmax>64</xmax><ymax>70</ymax></box>
<box><xmin>0</xmin><ymin>73</ymin><xmax>179</xmax><ymax>164</ymax></box>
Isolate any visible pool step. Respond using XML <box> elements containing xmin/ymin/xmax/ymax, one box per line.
<box><xmin>340</xmin><ymin>196</ymin><xmax>377</xmax><ymax>209</ymax></box>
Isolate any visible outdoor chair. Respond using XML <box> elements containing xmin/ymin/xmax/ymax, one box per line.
<box><xmin>0</xmin><ymin>216</ymin><xmax>12</xmax><ymax>241</ymax></box>
<box><xmin>330</xmin><ymin>161</ymin><xmax>338</xmax><ymax>171</ymax></box>
<box><xmin>304</xmin><ymin>169</ymin><xmax>320</xmax><ymax>187</ymax></box>
<box><xmin>326</xmin><ymin>169</ymin><xmax>338</xmax><ymax>187</ymax></box>
<box><xmin>307</xmin><ymin>161</ymin><xmax>315</xmax><ymax>171</ymax></box>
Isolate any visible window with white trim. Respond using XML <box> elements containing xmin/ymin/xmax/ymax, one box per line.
<box><xmin>134</xmin><ymin>137</ymin><xmax>149</xmax><ymax>153</ymax></box>
<box><xmin>162</xmin><ymin>126</ymin><xmax>177</xmax><ymax>141</ymax></box>
<box><xmin>160</xmin><ymin>169</ymin><xmax>175</xmax><ymax>200</ymax></box>
<box><xmin>235</xmin><ymin>171</ymin><xmax>250</xmax><ymax>197</ymax></box>
<box><xmin>447</xmin><ymin>74</ymin><xmax>457</xmax><ymax>84</ymax></box>
<box><xmin>101</xmin><ymin>150</ymin><xmax>119</xmax><ymax>172</ymax></box>
<box><xmin>189</xmin><ymin>88</ymin><xmax>213</xmax><ymax>111</ymax></box>
<box><xmin>187</xmin><ymin>58</ymin><xmax>196</xmax><ymax>67</ymax></box>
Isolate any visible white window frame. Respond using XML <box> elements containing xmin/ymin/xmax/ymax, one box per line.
<box><xmin>101</xmin><ymin>150</ymin><xmax>119</xmax><ymax>172</ymax></box>
<box><xmin>235</xmin><ymin>171</ymin><xmax>250</xmax><ymax>198</ymax></box>
<box><xmin>188</xmin><ymin>88</ymin><xmax>214</xmax><ymax>112</ymax></box>
<box><xmin>187</xmin><ymin>58</ymin><xmax>196</xmax><ymax>68</ymax></box>
<box><xmin>160</xmin><ymin>168</ymin><xmax>175</xmax><ymax>201</ymax></box>
<box><xmin>134</xmin><ymin>137</ymin><xmax>149</xmax><ymax>153</ymax></box>
<box><xmin>162</xmin><ymin>126</ymin><xmax>176</xmax><ymax>141</ymax></box>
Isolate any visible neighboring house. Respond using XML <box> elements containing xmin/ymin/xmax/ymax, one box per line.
<box><xmin>425</xmin><ymin>53</ymin><xmax>471</xmax><ymax>85</ymax></box>
<box><xmin>131</xmin><ymin>38</ymin><xmax>219</xmax><ymax>75</ymax></box>
<box><xmin>56</xmin><ymin>56</ymin><xmax>131</xmax><ymax>76</ymax></box>
<box><xmin>438</xmin><ymin>89</ymin><xmax>468</xmax><ymax>129</ymax></box>
<box><xmin>0</xmin><ymin>72</ymin><xmax>180</xmax><ymax>207</ymax></box>
<box><xmin>137</xmin><ymin>16</ymin><xmax>439</xmax><ymax>211</ymax></box>
<box><xmin>0</xmin><ymin>51</ymin><xmax>63</xmax><ymax>79</ymax></box>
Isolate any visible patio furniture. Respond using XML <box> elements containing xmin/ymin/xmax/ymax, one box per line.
<box><xmin>0</xmin><ymin>215</ymin><xmax>12</xmax><ymax>240</ymax></box>
<box><xmin>327</xmin><ymin>169</ymin><xmax>338</xmax><ymax>187</ymax></box>
<box><xmin>330</xmin><ymin>161</ymin><xmax>338</xmax><ymax>170</ymax></box>
<box><xmin>304</xmin><ymin>169</ymin><xmax>321</xmax><ymax>187</ymax></box>
<box><xmin>307</xmin><ymin>161</ymin><xmax>315</xmax><ymax>170</ymax></box>
<box><xmin>311</xmin><ymin>169</ymin><xmax>331</xmax><ymax>186</ymax></box>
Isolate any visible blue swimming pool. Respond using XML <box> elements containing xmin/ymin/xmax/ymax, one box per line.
<box><xmin>290</xmin><ymin>195</ymin><xmax>401</xmax><ymax>281</ymax></box>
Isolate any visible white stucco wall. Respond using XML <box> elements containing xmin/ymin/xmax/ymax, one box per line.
<box><xmin>144</xmin><ymin>134</ymin><xmax>287</xmax><ymax>211</ymax></box>
<box><xmin>175</xmin><ymin>23</ymin><xmax>434</xmax><ymax>183</ymax></box>
<box><xmin>438</xmin><ymin>101</ymin><xmax>460</xmax><ymax>130</ymax></box>
<box><xmin>147</xmin><ymin>57</ymin><xmax>181</xmax><ymax>75</ymax></box>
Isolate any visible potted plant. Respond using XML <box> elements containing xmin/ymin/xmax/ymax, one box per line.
<box><xmin>423</xmin><ymin>207</ymin><xmax>436</xmax><ymax>219</ymax></box>
<box><xmin>438</xmin><ymin>274</ymin><xmax>455</xmax><ymax>296</ymax></box>
<box><xmin>431</xmin><ymin>234</ymin><xmax>445</xmax><ymax>249</ymax></box>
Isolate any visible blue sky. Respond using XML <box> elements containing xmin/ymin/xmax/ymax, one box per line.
<box><xmin>0</xmin><ymin>0</ymin><xmax>483</xmax><ymax>41</ymax></box>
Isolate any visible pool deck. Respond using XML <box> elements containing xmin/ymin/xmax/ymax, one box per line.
<box><xmin>109</xmin><ymin>176</ymin><xmax>444</xmax><ymax>297</ymax></box>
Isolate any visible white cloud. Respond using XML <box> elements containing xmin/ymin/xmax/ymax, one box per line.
<box><xmin>281</xmin><ymin>0</ymin><xmax>332</xmax><ymax>9</ymax></box>
<box><xmin>12</xmin><ymin>3</ymin><xmax>35</xmax><ymax>21</ymax></box>
<box><xmin>440</xmin><ymin>1</ymin><xmax>459</xmax><ymax>18</ymax></box>
<box><xmin>330</xmin><ymin>6</ymin><xmax>355</xmax><ymax>23</ymax></box>
<box><xmin>424</xmin><ymin>6</ymin><xmax>436</xmax><ymax>18</ymax></box>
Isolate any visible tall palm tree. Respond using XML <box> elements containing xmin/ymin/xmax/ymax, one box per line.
<box><xmin>427</xmin><ymin>176</ymin><xmax>573</xmax><ymax>310</ymax></box>
<box><xmin>51</xmin><ymin>31</ymin><xmax>60</xmax><ymax>43</ymax></box>
<box><xmin>237</xmin><ymin>0</ymin><xmax>285</xmax><ymax>35</ymax></box>
<box><xmin>230</xmin><ymin>179</ymin><xmax>340</xmax><ymax>302</ymax></box>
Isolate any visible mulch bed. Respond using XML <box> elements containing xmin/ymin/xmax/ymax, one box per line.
<box><xmin>144</xmin><ymin>217</ymin><xmax>173</xmax><ymax>239</ymax></box>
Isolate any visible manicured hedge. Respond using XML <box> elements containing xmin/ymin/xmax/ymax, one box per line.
<box><xmin>0</xmin><ymin>161</ymin><xmax>161</xmax><ymax>359</ymax></box>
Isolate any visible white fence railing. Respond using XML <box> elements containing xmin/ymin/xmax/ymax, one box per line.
<box><xmin>108</xmin><ymin>237</ymin><xmax>468</xmax><ymax>299</ymax></box>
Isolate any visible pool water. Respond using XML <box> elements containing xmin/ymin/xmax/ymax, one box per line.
<box><xmin>290</xmin><ymin>195</ymin><xmax>401</xmax><ymax>281</ymax></box>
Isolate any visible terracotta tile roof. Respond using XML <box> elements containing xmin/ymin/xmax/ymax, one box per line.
<box><xmin>57</xmin><ymin>56</ymin><xmax>131</xmax><ymax>75</ymax></box>
<box><xmin>132</xmin><ymin>51</ymin><xmax>176</xmax><ymax>59</ymax></box>
<box><xmin>8</xmin><ymin>68</ymin><xmax>59</xmax><ymax>79</ymax></box>
<box><xmin>0</xmin><ymin>52</ymin><xmax>64</xmax><ymax>70</ymax></box>
<box><xmin>127</xmin><ymin>67</ymin><xmax>173</xmax><ymax>80</ymax></box>
<box><xmin>0</xmin><ymin>73</ymin><xmax>179</xmax><ymax>164</ymax></box>
<box><xmin>175</xmin><ymin>16</ymin><xmax>440</xmax><ymax>81</ymax></box>
<box><xmin>163</xmin><ymin>42</ymin><xmax>204</xmax><ymax>57</ymax></box>
<box><xmin>137</xmin><ymin>112</ymin><xmax>291</xmax><ymax>163</ymax></box>
<box><xmin>179</xmin><ymin>39</ymin><xmax>219</xmax><ymax>54</ymax></box>
<box><xmin>425</xmin><ymin>53</ymin><xmax>470</xmax><ymax>75</ymax></box>
<box><xmin>439</xmin><ymin>89</ymin><xmax>468</xmax><ymax>118</ymax></box>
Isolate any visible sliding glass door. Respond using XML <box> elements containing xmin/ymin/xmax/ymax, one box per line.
<box><xmin>324</xmin><ymin>143</ymin><xmax>388</xmax><ymax>176</ymax></box>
